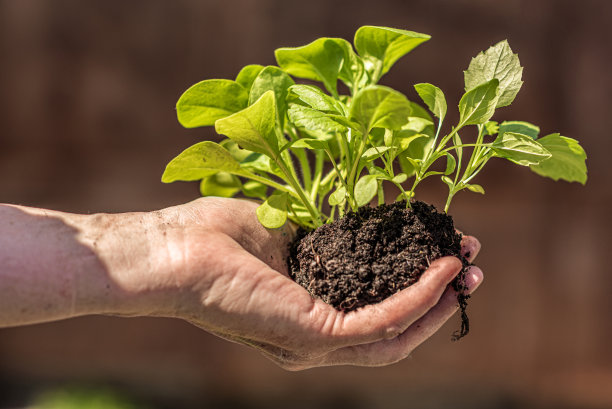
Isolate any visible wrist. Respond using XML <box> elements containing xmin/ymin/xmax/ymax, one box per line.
<box><xmin>74</xmin><ymin>209</ymin><xmax>187</xmax><ymax>319</ymax></box>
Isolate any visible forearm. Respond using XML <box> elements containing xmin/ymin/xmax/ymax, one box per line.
<box><xmin>0</xmin><ymin>204</ymin><xmax>178</xmax><ymax>327</ymax></box>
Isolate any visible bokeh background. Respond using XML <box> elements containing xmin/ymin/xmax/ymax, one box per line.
<box><xmin>1</xmin><ymin>0</ymin><xmax>611</xmax><ymax>408</ymax></box>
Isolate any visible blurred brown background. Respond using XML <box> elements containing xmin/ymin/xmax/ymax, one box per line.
<box><xmin>1</xmin><ymin>0</ymin><xmax>611</xmax><ymax>408</ymax></box>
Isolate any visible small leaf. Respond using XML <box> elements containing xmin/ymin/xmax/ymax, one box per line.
<box><xmin>275</xmin><ymin>38</ymin><xmax>344</xmax><ymax>96</ymax></box>
<box><xmin>484</xmin><ymin>121</ymin><xmax>499</xmax><ymax>136</ymax></box>
<box><xmin>176</xmin><ymin>79</ymin><xmax>248</xmax><ymax>128</ymax></box>
<box><xmin>241</xmin><ymin>153</ymin><xmax>283</xmax><ymax>177</ymax></box>
<box><xmin>350</xmin><ymin>85</ymin><xmax>412</xmax><ymax>132</ymax></box>
<box><xmin>529</xmin><ymin>133</ymin><xmax>587</xmax><ymax>184</ymax></box>
<box><xmin>162</xmin><ymin>141</ymin><xmax>251</xmax><ymax>183</ymax></box>
<box><xmin>354</xmin><ymin>25</ymin><xmax>430</xmax><ymax>81</ymax></box>
<box><xmin>235</xmin><ymin>64</ymin><xmax>265</xmax><ymax>92</ymax></box>
<box><xmin>256</xmin><ymin>191</ymin><xmax>288</xmax><ymax>229</ymax></box>
<box><xmin>441</xmin><ymin>175</ymin><xmax>454</xmax><ymax>188</ymax></box>
<box><xmin>200</xmin><ymin>173</ymin><xmax>241</xmax><ymax>197</ymax></box>
<box><xmin>491</xmin><ymin>132</ymin><xmax>551</xmax><ymax>166</ymax></box>
<box><xmin>464</xmin><ymin>40</ymin><xmax>523</xmax><ymax>108</ymax></box>
<box><xmin>249</xmin><ymin>66</ymin><xmax>295</xmax><ymax>126</ymax></box>
<box><xmin>290</xmin><ymin>138</ymin><xmax>329</xmax><ymax>150</ymax></box>
<box><xmin>328</xmin><ymin>185</ymin><xmax>347</xmax><ymax>206</ymax></box>
<box><xmin>444</xmin><ymin>153</ymin><xmax>456</xmax><ymax>175</ymax></box>
<box><xmin>402</xmin><ymin>117</ymin><xmax>434</xmax><ymax>133</ymax></box>
<box><xmin>354</xmin><ymin>174</ymin><xmax>378</xmax><ymax>206</ymax></box>
<box><xmin>241</xmin><ymin>180</ymin><xmax>268</xmax><ymax>199</ymax></box>
<box><xmin>362</xmin><ymin>146</ymin><xmax>391</xmax><ymax>161</ymax></box>
<box><xmin>215</xmin><ymin>90</ymin><xmax>281</xmax><ymax>158</ymax></box>
<box><xmin>498</xmin><ymin>121</ymin><xmax>540</xmax><ymax>139</ymax></box>
<box><xmin>391</xmin><ymin>173</ymin><xmax>408</xmax><ymax>184</ymax></box>
<box><xmin>458</xmin><ymin>79</ymin><xmax>500</xmax><ymax>126</ymax></box>
<box><xmin>414</xmin><ymin>83</ymin><xmax>447</xmax><ymax>119</ymax></box>
<box><xmin>287</xmin><ymin>104</ymin><xmax>346</xmax><ymax>139</ymax></box>
<box><xmin>288</xmin><ymin>84</ymin><xmax>342</xmax><ymax>113</ymax></box>
<box><xmin>466</xmin><ymin>184</ymin><xmax>485</xmax><ymax>194</ymax></box>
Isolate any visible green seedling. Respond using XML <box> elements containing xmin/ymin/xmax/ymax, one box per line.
<box><xmin>163</xmin><ymin>25</ymin><xmax>587</xmax><ymax>229</ymax></box>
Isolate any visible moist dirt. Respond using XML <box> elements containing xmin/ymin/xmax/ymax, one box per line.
<box><xmin>288</xmin><ymin>200</ymin><xmax>471</xmax><ymax>340</ymax></box>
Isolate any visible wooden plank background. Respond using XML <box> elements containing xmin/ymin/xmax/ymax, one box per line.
<box><xmin>1</xmin><ymin>0</ymin><xmax>610</xmax><ymax>407</ymax></box>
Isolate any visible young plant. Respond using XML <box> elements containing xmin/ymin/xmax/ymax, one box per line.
<box><xmin>162</xmin><ymin>25</ymin><xmax>587</xmax><ymax>229</ymax></box>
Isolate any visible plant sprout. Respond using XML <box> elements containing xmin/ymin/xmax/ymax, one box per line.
<box><xmin>162</xmin><ymin>25</ymin><xmax>587</xmax><ymax>229</ymax></box>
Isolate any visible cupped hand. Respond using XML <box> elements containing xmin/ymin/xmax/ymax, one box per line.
<box><xmin>156</xmin><ymin>197</ymin><xmax>483</xmax><ymax>370</ymax></box>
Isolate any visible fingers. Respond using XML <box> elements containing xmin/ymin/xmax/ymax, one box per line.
<box><xmin>320</xmin><ymin>265</ymin><xmax>484</xmax><ymax>367</ymax></box>
<box><xmin>320</xmin><ymin>256</ymin><xmax>463</xmax><ymax>348</ymax></box>
<box><xmin>460</xmin><ymin>235</ymin><xmax>481</xmax><ymax>263</ymax></box>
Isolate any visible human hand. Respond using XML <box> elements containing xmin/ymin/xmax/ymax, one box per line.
<box><xmin>142</xmin><ymin>197</ymin><xmax>483</xmax><ymax>370</ymax></box>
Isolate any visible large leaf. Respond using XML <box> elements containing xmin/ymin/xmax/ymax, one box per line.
<box><xmin>458</xmin><ymin>79</ymin><xmax>499</xmax><ymax>126</ymax></box>
<box><xmin>176</xmin><ymin>79</ymin><xmax>248</xmax><ymax>128</ymax></box>
<box><xmin>464</xmin><ymin>40</ymin><xmax>523</xmax><ymax>108</ymax></box>
<box><xmin>498</xmin><ymin>120</ymin><xmax>540</xmax><ymax>139</ymax></box>
<box><xmin>491</xmin><ymin>132</ymin><xmax>551</xmax><ymax>166</ymax></box>
<box><xmin>249</xmin><ymin>66</ymin><xmax>295</xmax><ymax>126</ymax></box>
<box><xmin>275</xmin><ymin>38</ymin><xmax>344</xmax><ymax>96</ymax></box>
<box><xmin>235</xmin><ymin>64</ymin><xmax>264</xmax><ymax>92</ymax></box>
<box><xmin>288</xmin><ymin>84</ymin><xmax>342</xmax><ymax>113</ymax></box>
<box><xmin>256</xmin><ymin>191</ymin><xmax>288</xmax><ymax>228</ymax></box>
<box><xmin>354</xmin><ymin>26</ymin><xmax>430</xmax><ymax>81</ymax></box>
<box><xmin>162</xmin><ymin>141</ymin><xmax>252</xmax><ymax>183</ymax></box>
<box><xmin>287</xmin><ymin>104</ymin><xmax>346</xmax><ymax>139</ymax></box>
<box><xmin>414</xmin><ymin>83</ymin><xmax>447</xmax><ymax>120</ymax></box>
<box><xmin>215</xmin><ymin>91</ymin><xmax>281</xmax><ymax>158</ymax></box>
<box><xmin>350</xmin><ymin>85</ymin><xmax>411</xmax><ymax>132</ymax></box>
<box><xmin>529</xmin><ymin>134</ymin><xmax>587</xmax><ymax>184</ymax></box>
<box><xmin>327</xmin><ymin>38</ymin><xmax>367</xmax><ymax>90</ymax></box>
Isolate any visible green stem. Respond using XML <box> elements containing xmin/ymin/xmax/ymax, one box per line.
<box><xmin>310</xmin><ymin>150</ymin><xmax>324</xmax><ymax>199</ymax></box>
<box><xmin>275</xmin><ymin>158</ymin><xmax>322</xmax><ymax>227</ymax></box>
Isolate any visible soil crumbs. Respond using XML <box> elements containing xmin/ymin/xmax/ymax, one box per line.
<box><xmin>289</xmin><ymin>200</ymin><xmax>471</xmax><ymax>340</ymax></box>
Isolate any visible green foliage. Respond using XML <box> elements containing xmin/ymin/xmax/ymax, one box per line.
<box><xmin>164</xmin><ymin>25</ymin><xmax>588</xmax><ymax>228</ymax></box>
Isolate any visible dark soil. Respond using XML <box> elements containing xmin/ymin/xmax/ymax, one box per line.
<box><xmin>288</xmin><ymin>200</ymin><xmax>471</xmax><ymax>340</ymax></box>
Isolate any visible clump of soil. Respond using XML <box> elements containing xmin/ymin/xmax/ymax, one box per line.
<box><xmin>288</xmin><ymin>200</ymin><xmax>471</xmax><ymax>340</ymax></box>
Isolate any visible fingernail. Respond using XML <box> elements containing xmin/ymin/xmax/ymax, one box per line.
<box><xmin>464</xmin><ymin>266</ymin><xmax>483</xmax><ymax>293</ymax></box>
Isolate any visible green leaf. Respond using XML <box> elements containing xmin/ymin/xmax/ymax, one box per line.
<box><xmin>287</xmin><ymin>104</ymin><xmax>346</xmax><ymax>139</ymax></box>
<box><xmin>235</xmin><ymin>64</ymin><xmax>265</xmax><ymax>91</ymax></box>
<box><xmin>491</xmin><ymin>132</ymin><xmax>551</xmax><ymax>166</ymax></box>
<box><xmin>414</xmin><ymin>83</ymin><xmax>447</xmax><ymax>119</ymax></box>
<box><xmin>289</xmin><ymin>138</ymin><xmax>329</xmax><ymax>150</ymax></box>
<box><xmin>256</xmin><ymin>191</ymin><xmax>288</xmax><ymax>228</ymax></box>
<box><xmin>354</xmin><ymin>174</ymin><xmax>378</xmax><ymax>206</ymax></box>
<box><xmin>328</xmin><ymin>186</ymin><xmax>347</xmax><ymax>206</ymax></box>
<box><xmin>354</xmin><ymin>25</ymin><xmax>430</xmax><ymax>81</ymax></box>
<box><xmin>441</xmin><ymin>175</ymin><xmax>454</xmax><ymax>189</ymax></box>
<box><xmin>466</xmin><ymin>183</ymin><xmax>485</xmax><ymax>194</ymax></box>
<box><xmin>241</xmin><ymin>180</ymin><xmax>268</xmax><ymax>199</ymax></box>
<box><xmin>529</xmin><ymin>134</ymin><xmax>587</xmax><ymax>184</ymax></box>
<box><xmin>249</xmin><ymin>66</ymin><xmax>295</xmax><ymax>126</ymax></box>
<box><xmin>275</xmin><ymin>38</ymin><xmax>344</xmax><ymax>96</ymax></box>
<box><xmin>288</xmin><ymin>84</ymin><xmax>342</xmax><ymax>113</ymax></box>
<box><xmin>484</xmin><ymin>121</ymin><xmax>499</xmax><ymax>136</ymax></box>
<box><xmin>444</xmin><ymin>153</ymin><xmax>456</xmax><ymax>175</ymax></box>
<box><xmin>391</xmin><ymin>173</ymin><xmax>408</xmax><ymax>184</ymax></box>
<box><xmin>464</xmin><ymin>40</ymin><xmax>523</xmax><ymax>108</ymax></box>
<box><xmin>215</xmin><ymin>90</ymin><xmax>281</xmax><ymax>158</ymax></box>
<box><xmin>350</xmin><ymin>85</ymin><xmax>412</xmax><ymax>132</ymax></box>
<box><xmin>362</xmin><ymin>146</ymin><xmax>391</xmax><ymax>161</ymax></box>
<box><xmin>200</xmin><ymin>173</ymin><xmax>241</xmax><ymax>197</ymax></box>
<box><xmin>498</xmin><ymin>121</ymin><xmax>540</xmax><ymax>139</ymax></box>
<box><xmin>327</xmin><ymin>38</ymin><xmax>367</xmax><ymax>90</ymax></box>
<box><xmin>241</xmin><ymin>153</ymin><xmax>283</xmax><ymax>177</ymax></box>
<box><xmin>176</xmin><ymin>79</ymin><xmax>248</xmax><ymax>128</ymax></box>
<box><xmin>458</xmin><ymin>79</ymin><xmax>500</xmax><ymax>126</ymax></box>
<box><xmin>162</xmin><ymin>141</ymin><xmax>252</xmax><ymax>183</ymax></box>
